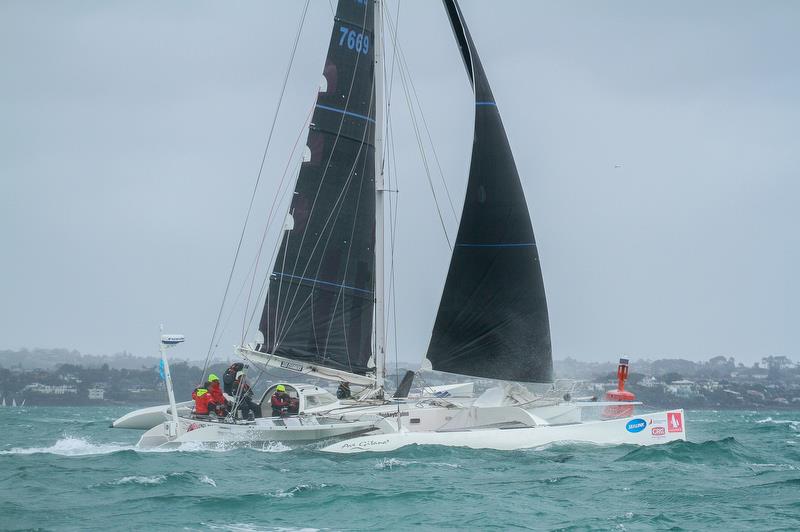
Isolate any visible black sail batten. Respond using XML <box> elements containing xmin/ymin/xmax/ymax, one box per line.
<box><xmin>258</xmin><ymin>0</ymin><xmax>376</xmax><ymax>376</ymax></box>
<box><xmin>425</xmin><ymin>0</ymin><xmax>553</xmax><ymax>383</ymax></box>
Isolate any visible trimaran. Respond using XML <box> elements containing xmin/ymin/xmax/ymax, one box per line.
<box><xmin>116</xmin><ymin>0</ymin><xmax>686</xmax><ymax>451</ymax></box>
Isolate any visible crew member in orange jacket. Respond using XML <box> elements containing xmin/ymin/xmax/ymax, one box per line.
<box><xmin>206</xmin><ymin>374</ymin><xmax>228</xmax><ymax>415</ymax></box>
<box><xmin>192</xmin><ymin>387</ymin><xmax>212</xmax><ymax>416</ymax></box>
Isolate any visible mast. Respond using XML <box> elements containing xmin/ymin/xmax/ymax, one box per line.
<box><xmin>373</xmin><ymin>0</ymin><xmax>386</xmax><ymax>393</ymax></box>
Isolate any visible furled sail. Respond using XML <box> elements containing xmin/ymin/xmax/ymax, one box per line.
<box><xmin>258</xmin><ymin>0</ymin><xmax>376</xmax><ymax>376</ymax></box>
<box><xmin>425</xmin><ymin>0</ymin><xmax>553</xmax><ymax>383</ymax></box>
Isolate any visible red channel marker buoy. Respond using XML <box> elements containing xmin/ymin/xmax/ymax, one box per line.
<box><xmin>603</xmin><ymin>358</ymin><xmax>636</xmax><ymax>418</ymax></box>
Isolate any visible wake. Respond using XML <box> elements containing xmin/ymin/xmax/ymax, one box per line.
<box><xmin>0</xmin><ymin>435</ymin><xmax>293</xmax><ymax>456</ymax></box>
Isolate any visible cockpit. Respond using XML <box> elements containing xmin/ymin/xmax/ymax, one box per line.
<box><xmin>258</xmin><ymin>384</ymin><xmax>339</xmax><ymax>417</ymax></box>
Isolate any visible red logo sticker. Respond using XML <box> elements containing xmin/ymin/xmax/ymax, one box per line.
<box><xmin>667</xmin><ymin>412</ymin><xmax>683</xmax><ymax>433</ymax></box>
<box><xmin>651</xmin><ymin>426</ymin><xmax>665</xmax><ymax>436</ymax></box>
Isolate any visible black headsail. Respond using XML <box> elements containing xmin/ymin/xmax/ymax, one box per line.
<box><xmin>258</xmin><ymin>0</ymin><xmax>376</xmax><ymax>376</ymax></box>
<box><xmin>425</xmin><ymin>0</ymin><xmax>553</xmax><ymax>383</ymax></box>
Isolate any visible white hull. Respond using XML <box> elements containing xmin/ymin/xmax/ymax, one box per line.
<box><xmin>136</xmin><ymin>415</ymin><xmax>383</xmax><ymax>449</ymax></box>
<box><xmin>322</xmin><ymin>409</ymin><xmax>687</xmax><ymax>453</ymax></box>
<box><xmin>111</xmin><ymin>401</ymin><xmax>193</xmax><ymax>429</ymax></box>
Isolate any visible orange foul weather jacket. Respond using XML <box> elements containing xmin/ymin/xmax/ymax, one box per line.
<box><xmin>208</xmin><ymin>381</ymin><xmax>226</xmax><ymax>406</ymax></box>
<box><xmin>192</xmin><ymin>388</ymin><xmax>212</xmax><ymax>415</ymax></box>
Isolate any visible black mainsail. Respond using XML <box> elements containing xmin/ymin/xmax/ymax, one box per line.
<box><xmin>425</xmin><ymin>0</ymin><xmax>553</xmax><ymax>383</ymax></box>
<box><xmin>258</xmin><ymin>0</ymin><xmax>376</xmax><ymax>376</ymax></box>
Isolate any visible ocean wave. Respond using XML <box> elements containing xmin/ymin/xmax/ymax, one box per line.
<box><xmin>114</xmin><ymin>475</ymin><xmax>168</xmax><ymax>485</ymax></box>
<box><xmin>541</xmin><ymin>474</ymin><xmax>587</xmax><ymax>484</ymax></box>
<box><xmin>92</xmin><ymin>471</ymin><xmax>218</xmax><ymax>490</ymax></box>
<box><xmin>747</xmin><ymin>462</ymin><xmax>798</xmax><ymax>471</ymax></box>
<box><xmin>755</xmin><ymin>417</ymin><xmax>800</xmax><ymax>431</ymax></box>
<box><xmin>266</xmin><ymin>483</ymin><xmax>328</xmax><ymax>499</ymax></box>
<box><xmin>138</xmin><ymin>440</ymin><xmax>293</xmax><ymax>454</ymax></box>
<box><xmin>251</xmin><ymin>441</ymin><xmax>292</xmax><ymax>453</ymax></box>
<box><xmin>0</xmin><ymin>435</ymin><xmax>133</xmax><ymax>456</ymax></box>
<box><xmin>140</xmin><ymin>441</ymin><xmax>253</xmax><ymax>453</ymax></box>
<box><xmin>373</xmin><ymin>457</ymin><xmax>462</xmax><ymax>470</ymax></box>
<box><xmin>0</xmin><ymin>434</ymin><xmax>298</xmax><ymax>457</ymax></box>
<box><xmin>616</xmin><ymin>437</ymin><xmax>760</xmax><ymax>464</ymax></box>
<box><xmin>205</xmin><ymin>524</ymin><xmax>321</xmax><ymax>532</ymax></box>
<box><xmin>751</xmin><ymin>477</ymin><xmax>800</xmax><ymax>489</ymax></box>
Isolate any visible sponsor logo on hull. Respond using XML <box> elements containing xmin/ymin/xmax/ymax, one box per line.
<box><xmin>667</xmin><ymin>412</ymin><xmax>683</xmax><ymax>433</ymax></box>
<box><xmin>651</xmin><ymin>426</ymin><xmax>666</xmax><ymax>436</ymax></box>
<box><xmin>626</xmin><ymin>418</ymin><xmax>647</xmax><ymax>433</ymax></box>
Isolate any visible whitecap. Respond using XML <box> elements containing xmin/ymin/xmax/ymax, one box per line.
<box><xmin>747</xmin><ymin>463</ymin><xmax>797</xmax><ymax>470</ymax></box>
<box><xmin>374</xmin><ymin>457</ymin><xmax>461</xmax><ymax>470</ymax></box>
<box><xmin>140</xmin><ymin>441</ymin><xmax>240</xmax><ymax>453</ymax></box>
<box><xmin>755</xmin><ymin>417</ymin><xmax>800</xmax><ymax>431</ymax></box>
<box><xmin>374</xmin><ymin>457</ymin><xmax>406</xmax><ymax>469</ymax></box>
<box><xmin>429</xmin><ymin>461</ymin><xmax>462</xmax><ymax>468</ymax></box>
<box><xmin>266</xmin><ymin>483</ymin><xmax>326</xmax><ymax>498</ymax></box>
<box><xmin>199</xmin><ymin>475</ymin><xmax>217</xmax><ymax>487</ymax></box>
<box><xmin>0</xmin><ymin>435</ymin><xmax>132</xmax><ymax>456</ymax></box>
<box><xmin>114</xmin><ymin>475</ymin><xmax>167</xmax><ymax>485</ymax></box>
<box><xmin>205</xmin><ymin>524</ymin><xmax>320</xmax><ymax>532</ymax></box>
<box><xmin>253</xmin><ymin>441</ymin><xmax>292</xmax><ymax>453</ymax></box>
<box><xmin>140</xmin><ymin>440</ymin><xmax>291</xmax><ymax>454</ymax></box>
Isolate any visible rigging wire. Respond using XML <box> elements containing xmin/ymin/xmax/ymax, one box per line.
<box><xmin>383</xmin><ymin>9</ymin><xmax>453</xmax><ymax>250</ymax></box>
<box><xmin>203</xmin><ymin>148</ymin><xmax>303</xmax><ymax>367</ymax></box>
<box><xmin>270</xmin><ymin>5</ymin><xmax>373</xmax><ymax>371</ymax></box>
<box><xmin>384</xmin><ymin>7</ymin><xmax>458</xmax><ymax>223</ymax></box>
<box><xmin>384</xmin><ymin>0</ymin><xmax>403</xmax><ymax>387</ymax></box>
<box><xmin>386</xmin><ymin>104</ymin><xmax>402</xmax><ymax>387</ymax></box>
<box><xmin>199</xmin><ymin>0</ymin><xmax>312</xmax><ymax>383</ymax></box>
<box><xmin>240</xmin><ymin>99</ymin><xmax>317</xmax><ymax>343</ymax></box>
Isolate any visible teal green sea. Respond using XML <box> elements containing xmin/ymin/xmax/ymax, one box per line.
<box><xmin>1</xmin><ymin>407</ymin><xmax>799</xmax><ymax>531</ymax></box>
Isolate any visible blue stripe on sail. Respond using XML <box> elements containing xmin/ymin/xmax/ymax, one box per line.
<box><xmin>475</xmin><ymin>101</ymin><xmax>497</xmax><ymax>106</ymax></box>
<box><xmin>457</xmin><ymin>243</ymin><xmax>537</xmax><ymax>248</ymax></box>
<box><xmin>315</xmin><ymin>104</ymin><xmax>375</xmax><ymax>124</ymax></box>
<box><xmin>272</xmin><ymin>271</ymin><xmax>374</xmax><ymax>295</ymax></box>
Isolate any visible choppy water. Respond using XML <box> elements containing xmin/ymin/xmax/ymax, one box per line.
<box><xmin>1</xmin><ymin>407</ymin><xmax>799</xmax><ymax>531</ymax></box>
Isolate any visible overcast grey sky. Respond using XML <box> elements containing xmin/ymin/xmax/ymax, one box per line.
<box><xmin>1</xmin><ymin>0</ymin><xmax>797</xmax><ymax>365</ymax></box>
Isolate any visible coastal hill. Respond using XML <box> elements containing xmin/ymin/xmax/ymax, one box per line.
<box><xmin>0</xmin><ymin>348</ymin><xmax>798</xmax><ymax>409</ymax></box>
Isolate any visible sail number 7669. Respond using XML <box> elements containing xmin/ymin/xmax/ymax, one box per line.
<box><xmin>338</xmin><ymin>26</ymin><xmax>370</xmax><ymax>55</ymax></box>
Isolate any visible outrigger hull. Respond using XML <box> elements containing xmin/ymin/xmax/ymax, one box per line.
<box><xmin>111</xmin><ymin>401</ymin><xmax>193</xmax><ymax>430</ymax></box>
<box><xmin>322</xmin><ymin>410</ymin><xmax>687</xmax><ymax>453</ymax></box>
<box><xmin>136</xmin><ymin>415</ymin><xmax>382</xmax><ymax>449</ymax></box>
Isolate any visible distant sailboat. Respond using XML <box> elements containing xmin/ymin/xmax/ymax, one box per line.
<box><xmin>1</xmin><ymin>397</ymin><xmax>6</xmax><ymax>407</ymax></box>
<box><xmin>12</xmin><ymin>398</ymin><xmax>17</xmax><ymax>408</ymax></box>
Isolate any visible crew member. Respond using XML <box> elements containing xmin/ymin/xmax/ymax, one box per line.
<box><xmin>206</xmin><ymin>374</ymin><xmax>228</xmax><ymax>416</ymax></box>
<box><xmin>270</xmin><ymin>384</ymin><xmax>292</xmax><ymax>417</ymax></box>
<box><xmin>191</xmin><ymin>387</ymin><xmax>212</xmax><ymax>417</ymax></box>
<box><xmin>232</xmin><ymin>370</ymin><xmax>261</xmax><ymax>420</ymax></box>
<box><xmin>223</xmin><ymin>362</ymin><xmax>245</xmax><ymax>395</ymax></box>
